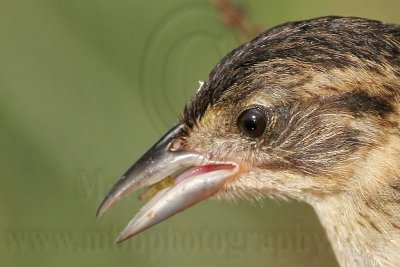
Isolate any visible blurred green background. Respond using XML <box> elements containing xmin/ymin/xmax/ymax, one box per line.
<box><xmin>1</xmin><ymin>0</ymin><xmax>399</xmax><ymax>266</ymax></box>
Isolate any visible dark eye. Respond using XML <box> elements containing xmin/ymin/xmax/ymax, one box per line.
<box><xmin>237</xmin><ymin>107</ymin><xmax>268</xmax><ymax>138</ymax></box>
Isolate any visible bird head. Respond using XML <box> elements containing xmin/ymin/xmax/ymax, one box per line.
<box><xmin>97</xmin><ymin>17</ymin><xmax>400</xmax><ymax>243</ymax></box>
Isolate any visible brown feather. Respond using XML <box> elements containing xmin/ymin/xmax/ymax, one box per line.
<box><xmin>181</xmin><ymin>16</ymin><xmax>400</xmax><ymax>266</ymax></box>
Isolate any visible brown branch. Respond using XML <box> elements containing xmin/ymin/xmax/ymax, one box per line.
<box><xmin>211</xmin><ymin>0</ymin><xmax>264</xmax><ymax>43</ymax></box>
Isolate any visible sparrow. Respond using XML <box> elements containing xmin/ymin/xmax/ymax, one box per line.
<box><xmin>97</xmin><ymin>16</ymin><xmax>400</xmax><ymax>266</ymax></box>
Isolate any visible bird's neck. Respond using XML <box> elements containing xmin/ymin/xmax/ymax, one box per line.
<box><xmin>312</xmin><ymin>188</ymin><xmax>399</xmax><ymax>267</ymax></box>
<box><xmin>308</xmin><ymin>132</ymin><xmax>400</xmax><ymax>266</ymax></box>
<box><xmin>309</xmin><ymin>133</ymin><xmax>400</xmax><ymax>267</ymax></box>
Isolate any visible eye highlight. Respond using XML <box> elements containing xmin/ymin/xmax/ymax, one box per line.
<box><xmin>237</xmin><ymin>107</ymin><xmax>268</xmax><ymax>138</ymax></box>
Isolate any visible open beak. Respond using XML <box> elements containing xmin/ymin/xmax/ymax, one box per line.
<box><xmin>96</xmin><ymin>123</ymin><xmax>239</xmax><ymax>243</ymax></box>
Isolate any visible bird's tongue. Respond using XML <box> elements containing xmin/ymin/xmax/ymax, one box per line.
<box><xmin>174</xmin><ymin>164</ymin><xmax>235</xmax><ymax>184</ymax></box>
<box><xmin>115</xmin><ymin>164</ymin><xmax>237</xmax><ymax>243</ymax></box>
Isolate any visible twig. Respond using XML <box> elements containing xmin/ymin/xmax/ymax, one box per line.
<box><xmin>211</xmin><ymin>0</ymin><xmax>264</xmax><ymax>43</ymax></box>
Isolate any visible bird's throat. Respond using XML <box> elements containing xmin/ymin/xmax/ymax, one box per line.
<box><xmin>312</xmin><ymin>188</ymin><xmax>400</xmax><ymax>267</ymax></box>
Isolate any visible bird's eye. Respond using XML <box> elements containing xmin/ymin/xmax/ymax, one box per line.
<box><xmin>237</xmin><ymin>107</ymin><xmax>268</xmax><ymax>138</ymax></box>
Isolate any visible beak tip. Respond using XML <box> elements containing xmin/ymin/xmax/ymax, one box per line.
<box><xmin>95</xmin><ymin>208</ymin><xmax>104</xmax><ymax>219</ymax></box>
<box><xmin>96</xmin><ymin>199</ymin><xmax>109</xmax><ymax>219</ymax></box>
<box><xmin>115</xmin><ymin>231</ymin><xmax>135</xmax><ymax>244</ymax></box>
<box><xmin>96</xmin><ymin>193</ymin><xmax>117</xmax><ymax>219</ymax></box>
<box><xmin>114</xmin><ymin>237</ymin><xmax>124</xmax><ymax>244</ymax></box>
